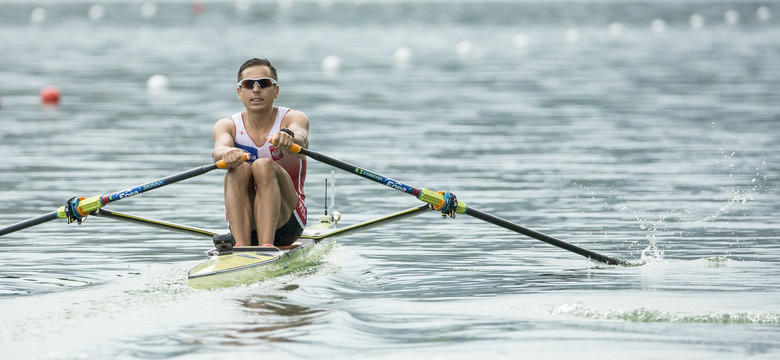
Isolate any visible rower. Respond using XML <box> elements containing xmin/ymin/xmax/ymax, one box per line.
<box><xmin>211</xmin><ymin>58</ymin><xmax>311</xmax><ymax>248</ymax></box>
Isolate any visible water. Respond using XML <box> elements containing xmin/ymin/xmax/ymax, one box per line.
<box><xmin>1</xmin><ymin>0</ymin><xmax>778</xmax><ymax>358</ymax></box>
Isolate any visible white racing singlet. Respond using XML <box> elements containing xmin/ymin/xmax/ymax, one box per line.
<box><xmin>230</xmin><ymin>106</ymin><xmax>307</xmax><ymax>227</ymax></box>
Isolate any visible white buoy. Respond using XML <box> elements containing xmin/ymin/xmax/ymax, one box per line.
<box><xmin>650</xmin><ymin>19</ymin><xmax>666</xmax><ymax>33</ymax></box>
<box><xmin>30</xmin><ymin>7</ymin><xmax>46</xmax><ymax>24</ymax></box>
<box><xmin>141</xmin><ymin>2</ymin><xmax>158</xmax><ymax>19</ymax></box>
<box><xmin>235</xmin><ymin>0</ymin><xmax>251</xmax><ymax>12</ymax></box>
<box><xmin>757</xmin><ymin>6</ymin><xmax>771</xmax><ymax>22</ymax></box>
<box><xmin>321</xmin><ymin>56</ymin><xmax>341</xmax><ymax>75</ymax></box>
<box><xmin>564</xmin><ymin>29</ymin><xmax>579</xmax><ymax>43</ymax></box>
<box><xmin>455</xmin><ymin>40</ymin><xmax>474</xmax><ymax>60</ymax></box>
<box><xmin>513</xmin><ymin>33</ymin><xmax>528</xmax><ymax>48</ymax></box>
<box><xmin>278</xmin><ymin>0</ymin><xmax>293</xmax><ymax>11</ymax></box>
<box><xmin>689</xmin><ymin>14</ymin><xmax>704</xmax><ymax>29</ymax></box>
<box><xmin>724</xmin><ymin>10</ymin><xmax>739</xmax><ymax>25</ymax></box>
<box><xmin>147</xmin><ymin>74</ymin><xmax>169</xmax><ymax>93</ymax></box>
<box><xmin>394</xmin><ymin>47</ymin><xmax>412</xmax><ymax>67</ymax></box>
<box><xmin>608</xmin><ymin>23</ymin><xmax>624</xmax><ymax>38</ymax></box>
<box><xmin>563</xmin><ymin>29</ymin><xmax>580</xmax><ymax>44</ymax></box>
<box><xmin>88</xmin><ymin>4</ymin><xmax>105</xmax><ymax>22</ymax></box>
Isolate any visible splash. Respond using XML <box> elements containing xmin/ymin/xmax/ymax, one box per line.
<box><xmin>622</xmin><ymin>151</ymin><xmax>771</xmax><ymax>262</ymax></box>
<box><xmin>639</xmin><ymin>241</ymin><xmax>665</xmax><ymax>265</ymax></box>
<box><xmin>694</xmin><ymin>153</ymin><xmax>769</xmax><ymax>223</ymax></box>
<box><xmin>630</xmin><ymin>214</ymin><xmax>673</xmax><ymax>264</ymax></box>
<box><xmin>693</xmin><ymin>187</ymin><xmax>756</xmax><ymax>223</ymax></box>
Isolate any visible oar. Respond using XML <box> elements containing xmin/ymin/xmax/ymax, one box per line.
<box><xmin>280</xmin><ymin>142</ymin><xmax>627</xmax><ymax>265</ymax></box>
<box><xmin>0</xmin><ymin>155</ymin><xmax>246</xmax><ymax>237</ymax></box>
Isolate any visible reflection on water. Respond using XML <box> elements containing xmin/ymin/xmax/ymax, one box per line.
<box><xmin>165</xmin><ymin>290</ymin><xmax>327</xmax><ymax>351</ymax></box>
<box><xmin>233</xmin><ymin>294</ymin><xmax>324</xmax><ymax>344</ymax></box>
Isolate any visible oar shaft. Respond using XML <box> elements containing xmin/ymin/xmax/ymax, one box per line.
<box><xmin>294</xmin><ymin>145</ymin><xmax>461</xmax><ymax>212</ymax></box>
<box><xmin>299</xmin><ymin>147</ymin><xmax>422</xmax><ymax>197</ymax></box>
<box><xmin>60</xmin><ymin>163</ymin><xmax>224</xmax><ymax>219</ymax></box>
<box><xmin>77</xmin><ymin>157</ymin><xmax>241</xmax><ymax>215</ymax></box>
<box><xmin>465</xmin><ymin>208</ymin><xmax>625</xmax><ymax>265</ymax></box>
<box><xmin>0</xmin><ymin>157</ymin><xmax>238</xmax><ymax>237</ymax></box>
<box><xmin>0</xmin><ymin>212</ymin><xmax>58</xmax><ymax>236</ymax></box>
<box><xmin>97</xmin><ymin>163</ymin><xmax>220</xmax><ymax>207</ymax></box>
<box><xmin>287</xmin><ymin>144</ymin><xmax>626</xmax><ymax>265</ymax></box>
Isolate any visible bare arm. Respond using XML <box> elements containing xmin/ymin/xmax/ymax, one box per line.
<box><xmin>271</xmin><ymin>110</ymin><xmax>310</xmax><ymax>152</ymax></box>
<box><xmin>212</xmin><ymin>117</ymin><xmax>246</xmax><ymax>168</ymax></box>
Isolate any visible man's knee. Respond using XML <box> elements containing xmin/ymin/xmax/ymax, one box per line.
<box><xmin>251</xmin><ymin>158</ymin><xmax>278</xmax><ymax>181</ymax></box>
<box><xmin>252</xmin><ymin>158</ymin><xmax>276</xmax><ymax>175</ymax></box>
<box><xmin>225</xmin><ymin>163</ymin><xmax>252</xmax><ymax>185</ymax></box>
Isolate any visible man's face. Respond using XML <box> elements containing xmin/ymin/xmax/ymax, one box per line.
<box><xmin>237</xmin><ymin>65</ymin><xmax>278</xmax><ymax>111</ymax></box>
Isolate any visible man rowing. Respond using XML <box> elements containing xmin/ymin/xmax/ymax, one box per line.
<box><xmin>212</xmin><ymin>58</ymin><xmax>309</xmax><ymax>247</ymax></box>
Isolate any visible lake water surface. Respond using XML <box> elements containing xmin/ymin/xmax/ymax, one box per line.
<box><xmin>1</xmin><ymin>1</ymin><xmax>778</xmax><ymax>359</ymax></box>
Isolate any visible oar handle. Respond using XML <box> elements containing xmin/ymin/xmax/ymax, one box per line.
<box><xmin>287</xmin><ymin>143</ymin><xmax>303</xmax><ymax>153</ymax></box>
<box><xmin>216</xmin><ymin>153</ymin><xmax>251</xmax><ymax>169</ymax></box>
<box><xmin>268</xmin><ymin>138</ymin><xmax>302</xmax><ymax>154</ymax></box>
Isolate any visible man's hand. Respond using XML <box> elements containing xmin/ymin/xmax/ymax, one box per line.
<box><xmin>222</xmin><ymin>148</ymin><xmax>249</xmax><ymax>168</ymax></box>
<box><xmin>269</xmin><ymin>129</ymin><xmax>295</xmax><ymax>151</ymax></box>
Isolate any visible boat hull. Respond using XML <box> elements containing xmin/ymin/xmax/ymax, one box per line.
<box><xmin>186</xmin><ymin>205</ymin><xmax>432</xmax><ymax>289</ymax></box>
<box><xmin>187</xmin><ymin>221</ymin><xmax>338</xmax><ymax>290</ymax></box>
<box><xmin>187</xmin><ymin>238</ymin><xmax>332</xmax><ymax>289</ymax></box>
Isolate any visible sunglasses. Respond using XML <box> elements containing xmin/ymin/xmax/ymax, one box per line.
<box><xmin>237</xmin><ymin>77</ymin><xmax>277</xmax><ymax>89</ymax></box>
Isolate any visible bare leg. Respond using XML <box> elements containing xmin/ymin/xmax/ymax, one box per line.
<box><xmin>224</xmin><ymin>163</ymin><xmax>254</xmax><ymax>246</ymax></box>
<box><xmin>251</xmin><ymin>158</ymin><xmax>299</xmax><ymax>246</ymax></box>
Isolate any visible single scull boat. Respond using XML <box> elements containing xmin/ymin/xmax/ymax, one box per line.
<box><xmin>91</xmin><ymin>174</ymin><xmax>434</xmax><ymax>289</ymax></box>
<box><xmin>186</xmin><ymin>204</ymin><xmax>431</xmax><ymax>289</ymax></box>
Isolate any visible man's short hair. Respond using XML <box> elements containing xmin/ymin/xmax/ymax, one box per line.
<box><xmin>237</xmin><ymin>58</ymin><xmax>278</xmax><ymax>82</ymax></box>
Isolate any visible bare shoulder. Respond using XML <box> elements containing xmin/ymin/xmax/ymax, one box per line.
<box><xmin>213</xmin><ymin>116</ymin><xmax>236</xmax><ymax>142</ymax></box>
<box><xmin>215</xmin><ymin>115</ymin><xmax>234</xmax><ymax>127</ymax></box>
<box><xmin>213</xmin><ymin>116</ymin><xmax>235</xmax><ymax>132</ymax></box>
<box><xmin>282</xmin><ymin>109</ymin><xmax>310</xmax><ymax>128</ymax></box>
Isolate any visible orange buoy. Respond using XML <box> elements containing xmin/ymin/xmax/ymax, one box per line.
<box><xmin>191</xmin><ymin>1</ymin><xmax>205</xmax><ymax>15</ymax></box>
<box><xmin>40</xmin><ymin>86</ymin><xmax>61</xmax><ymax>105</ymax></box>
